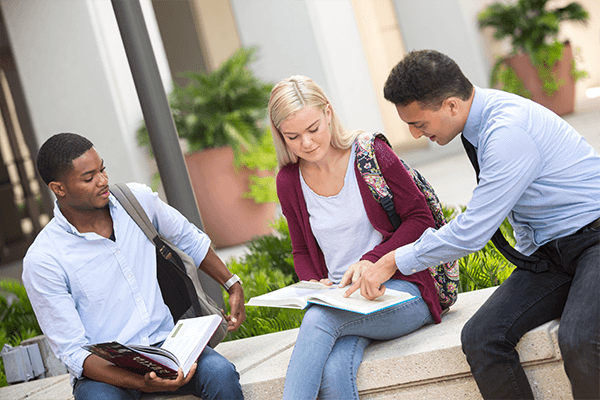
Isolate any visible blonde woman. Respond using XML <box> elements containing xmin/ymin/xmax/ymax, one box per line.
<box><xmin>268</xmin><ymin>76</ymin><xmax>442</xmax><ymax>400</ymax></box>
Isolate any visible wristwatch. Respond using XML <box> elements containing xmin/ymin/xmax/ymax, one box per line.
<box><xmin>223</xmin><ymin>274</ymin><xmax>242</xmax><ymax>292</ymax></box>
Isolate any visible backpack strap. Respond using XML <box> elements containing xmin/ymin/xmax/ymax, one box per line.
<box><xmin>110</xmin><ymin>183</ymin><xmax>174</xmax><ymax>261</ymax></box>
<box><xmin>109</xmin><ymin>183</ymin><xmax>203</xmax><ymax>318</ymax></box>
<box><xmin>355</xmin><ymin>132</ymin><xmax>401</xmax><ymax>230</ymax></box>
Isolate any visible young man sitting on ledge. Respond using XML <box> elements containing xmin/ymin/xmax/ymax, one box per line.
<box><xmin>23</xmin><ymin>132</ymin><xmax>246</xmax><ymax>400</ymax></box>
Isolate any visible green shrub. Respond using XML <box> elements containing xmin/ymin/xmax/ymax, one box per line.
<box><xmin>441</xmin><ymin>205</ymin><xmax>516</xmax><ymax>293</ymax></box>
<box><xmin>222</xmin><ymin>217</ymin><xmax>304</xmax><ymax>341</ymax></box>
<box><xmin>0</xmin><ymin>280</ymin><xmax>43</xmax><ymax>387</ymax></box>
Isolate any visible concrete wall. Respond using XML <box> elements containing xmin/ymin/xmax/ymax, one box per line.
<box><xmin>392</xmin><ymin>0</ymin><xmax>490</xmax><ymax>88</ymax></box>
<box><xmin>0</xmin><ymin>0</ymin><xmax>172</xmax><ymax>187</ymax></box>
<box><xmin>230</xmin><ymin>0</ymin><xmax>385</xmax><ymax>135</ymax></box>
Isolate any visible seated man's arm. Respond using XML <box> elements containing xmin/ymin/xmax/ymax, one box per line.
<box><xmin>198</xmin><ymin>248</ymin><xmax>246</xmax><ymax>331</ymax></box>
<box><xmin>23</xmin><ymin>251</ymin><xmax>197</xmax><ymax>391</ymax></box>
<box><xmin>133</xmin><ymin>183</ymin><xmax>246</xmax><ymax>331</ymax></box>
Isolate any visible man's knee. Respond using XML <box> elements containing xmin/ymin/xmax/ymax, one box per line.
<box><xmin>461</xmin><ymin>315</ymin><xmax>484</xmax><ymax>356</ymax></box>
<box><xmin>198</xmin><ymin>348</ymin><xmax>239</xmax><ymax>379</ymax></box>
<box><xmin>558</xmin><ymin>322</ymin><xmax>599</xmax><ymax>364</ymax></box>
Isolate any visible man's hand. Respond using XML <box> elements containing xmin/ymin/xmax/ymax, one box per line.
<box><xmin>343</xmin><ymin>251</ymin><xmax>398</xmax><ymax>300</ymax></box>
<box><xmin>339</xmin><ymin>260</ymin><xmax>374</xmax><ymax>288</ymax></box>
<box><xmin>139</xmin><ymin>363</ymin><xmax>197</xmax><ymax>393</ymax></box>
<box><xmin>224</xmin><ymin>283</ymin><xmax>245</xmax><ymax>331</ymax></box>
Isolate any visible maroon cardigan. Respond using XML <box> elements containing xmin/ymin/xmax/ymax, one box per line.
<box><xmin>276</xmin><ymin>137</ymin><xmax>442</xmax><ymax>323</ymax></box>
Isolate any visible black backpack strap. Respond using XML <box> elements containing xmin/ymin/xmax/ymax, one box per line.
<box><xmin>355</xmin><ymin>132</ymin><xmax>401</xmax><ymax>230</ymax></box>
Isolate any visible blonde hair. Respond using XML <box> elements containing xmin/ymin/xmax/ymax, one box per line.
<box><xmin>268</xmin><ymin>75</ymin><xmax>362</xmax><ymax>167</ymax></box>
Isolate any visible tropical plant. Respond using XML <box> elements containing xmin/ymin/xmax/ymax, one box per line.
<box><xmin>0</xmin><ymin>280</ymin><xmax>43</xmax><ymax>387</ymax></box>
<box><xmin>137</xmin><ymin>46</ymin><xmax>278</xmax><ymax>203</ymax></box>
<box><xmin>478</xmin><ymin>0</ymin><xmax>589</xmax><ymax>97</ymax></box>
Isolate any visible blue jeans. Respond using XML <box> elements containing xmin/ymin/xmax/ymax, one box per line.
<box><xmin>461</xmin><ymin>223</ymin><xmax>600</xmax><ymax>399</ymax></box>
<box><xmin>73</xmin><ymin>346</ymin><xmax>243</xmax><ymax>400</ymax></box>
<box><xmin>283</xmin><ymin>279</ymin><xmax>433</xmax><ymax>400</ymax></box>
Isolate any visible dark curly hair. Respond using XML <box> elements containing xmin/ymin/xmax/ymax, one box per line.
<box><xmin>36</xmin><ymin>133</ymin><xmax>94</xmax><ymax>185</ymax></box>
<box><xmin>384</xmin><ymin>50</ymin><xmax>473</xmax><ymax>110</ymax></box>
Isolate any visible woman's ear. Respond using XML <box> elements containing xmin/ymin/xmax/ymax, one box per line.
<box><xmin>325</xmin><ymin>103</ymin><xmax>332</xmax><ymax>123</ymax></box>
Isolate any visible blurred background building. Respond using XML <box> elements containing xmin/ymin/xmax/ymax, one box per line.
<box><xmin>0</xmin><ymin>0</ymin><xmax>598</xmax><ymax>267</ymax></box>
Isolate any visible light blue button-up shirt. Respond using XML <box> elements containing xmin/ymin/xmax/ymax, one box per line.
<box><xmin>395</xmin><ymin>87</ymin><xmax>600</xmax><ymax>275</ymax></box>
<box><xmin>22</xmin><ymin>183</ymin><xmax>211</xmax><ymax>383</ymax></box>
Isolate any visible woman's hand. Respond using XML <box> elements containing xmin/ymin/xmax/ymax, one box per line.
<box><xmin>309</xmin><ymin>278</ymin><xmax>333</xmax><ymax>286</ymax></box>
<box><xmin>339</xmin><ymin>260</ymin><xmax>374</xmax><ymax>288</ymax></box>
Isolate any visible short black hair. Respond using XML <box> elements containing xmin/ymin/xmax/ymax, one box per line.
<box><xmin>36</xmin><ymin>133</ymin><xmax>94</xmax><ymax>185</ymax></box>
<box><xmin>384</xmin><ymin>50</ymin><xmax>473</xmax><ymax>110</ymax></box>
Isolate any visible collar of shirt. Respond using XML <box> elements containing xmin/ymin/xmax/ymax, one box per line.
<box><xmin>51</xmin><ymin>195</ymin><xmax>119</xmax><ymax>239</ymax></box>
<box><xmin>462</xmin><ymin>86</ymin><xmax>484</xmax><ymax>148</ymax></box>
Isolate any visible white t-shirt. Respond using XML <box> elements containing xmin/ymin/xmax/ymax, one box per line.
<box><xmin>300</xmin><ymin>145</ymin><xmax>383</xmax><ymax>283</ymax></box>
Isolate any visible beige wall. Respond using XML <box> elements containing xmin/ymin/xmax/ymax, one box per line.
<box><xmin>190</xmin><ymin>0</ymin><xmax>240</xmax><ymax>71</ymax></box>
<box><xmin>352</xmin><ymin>0</ymin><xmax>426</xmax><ymax>151</ymax></box>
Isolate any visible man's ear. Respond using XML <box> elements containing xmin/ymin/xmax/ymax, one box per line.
<box><xmin>48</xmin><ymin>181</ymin><xmax>65</xmax><ymax>198</ymax></box>
<box><xmin>445</xmin><ymin>97</ymin><xmax>460</xmax><ymax>116</ymax></box>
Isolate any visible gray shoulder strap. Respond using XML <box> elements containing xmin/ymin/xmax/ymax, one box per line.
<box><xmin>109</xmin><ymin>183</ymin><xmax>158</xmax><ymax>241</ymax></box>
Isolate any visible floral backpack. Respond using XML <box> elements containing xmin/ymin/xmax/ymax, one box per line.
<box><xmin>355</xmin><ymin>132</ymin><xmax>459</xmax><ymax>309</ymax></box>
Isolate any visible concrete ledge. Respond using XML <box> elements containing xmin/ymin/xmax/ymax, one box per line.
<box><xmin>216</xmin><ymin>286</ymin><xmax>571</xmax><ymax>399</ymax></box>
<box><xmin>0</xmin><ymin>287</ymin><xmax>571</xmax><ymax>400</ymax></box>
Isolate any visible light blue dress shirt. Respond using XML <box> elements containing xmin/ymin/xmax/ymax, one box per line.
<box><xmin>22</xmin><ymin>183</ymin><xmax>211</xmax><ymax>383</ymax></box>
<box><xmin>395</xmin><ymin>87</ymin><xmax>600</xmax><ymax>275</ymax></box>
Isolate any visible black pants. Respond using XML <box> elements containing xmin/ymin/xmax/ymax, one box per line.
<box><xmin>461</xmin><ymin>223</ymin><xmax>600</xmax><ymax>399</ymax></box>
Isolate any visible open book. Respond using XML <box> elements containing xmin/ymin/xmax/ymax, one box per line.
<box><xmin>82</xmin><ymin>314</ymin><xmax>221</xmax><ymax>379</ymax></box>
<box><xmin>246</xmin><ymin>281</ymin><xmax>416</xmax><ymax>315</ymax></box>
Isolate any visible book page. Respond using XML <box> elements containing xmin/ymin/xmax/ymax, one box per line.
<box><xmin>161</xmin><ymin>314</ymin><xmax>221</xmax><ymax>375</ymax></box>
<box><xmin>246</xmin><ymin>281</ymin><xmax>332</xmax><ymax>308</ymax></box>
<box><xmin>309</xmin><ymin>288</ymin><xmax>415</xmax><ymax>314</ymax></box>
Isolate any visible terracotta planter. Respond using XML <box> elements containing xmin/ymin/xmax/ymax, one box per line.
<box><xmin>504</xmin><ymin>42</ymin><xmax>575</xmax><ymax>116</ymax></box>
<box><xmin>185</xmin><ymin>147</ymin><xmax>276</xmax><ymax>248</ymax></box>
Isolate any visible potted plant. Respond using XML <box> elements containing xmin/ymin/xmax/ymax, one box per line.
<box><xmin>138</xmin><ymin>47</ymin><xmax>278</xmax><ymax>248</ymax></box>
<box><xmin>478</xmin><ymin>0</ymin><xmax>589</xmax><ymax>115</ymax></box>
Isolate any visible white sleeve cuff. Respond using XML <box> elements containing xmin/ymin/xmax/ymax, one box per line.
<box><xmin>394</xmin><ymin>243</ymin><xmax>427</xmax><ymax>275</ymax></box>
